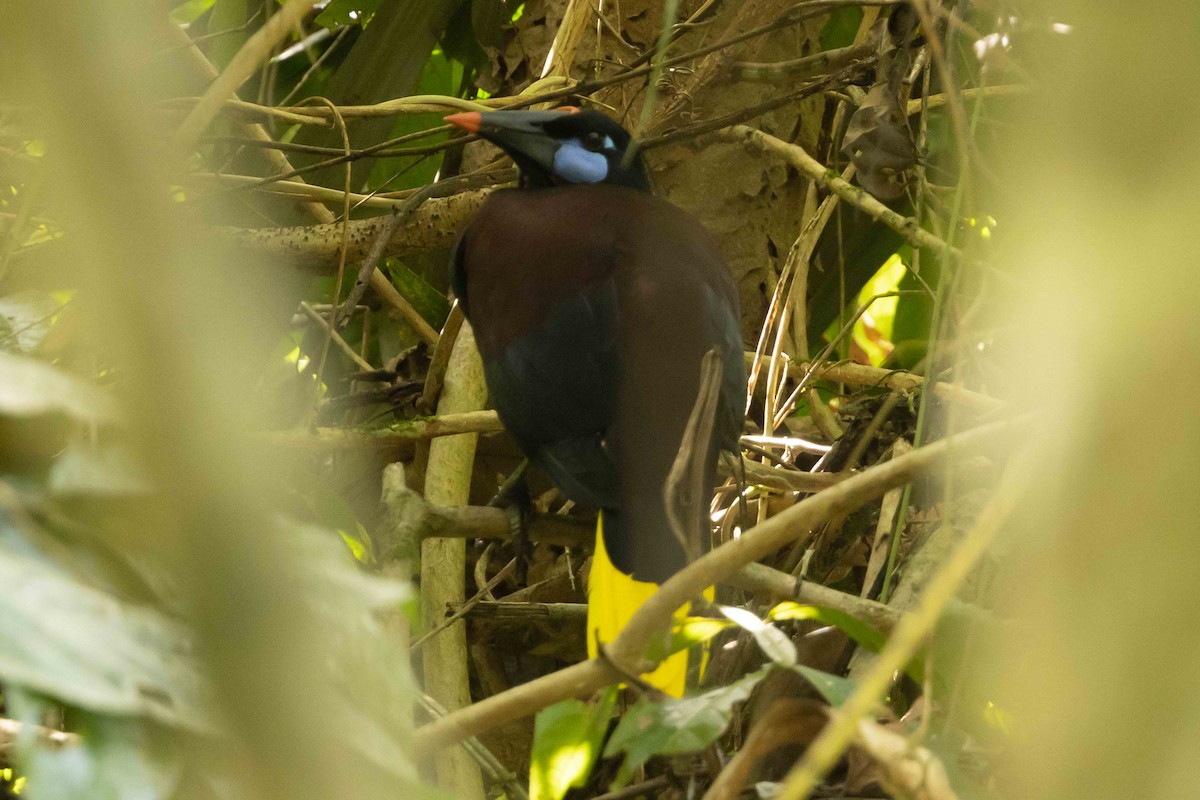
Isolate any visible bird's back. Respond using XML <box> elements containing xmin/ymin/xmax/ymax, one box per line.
<box><xmin>456</xmin><ymin>183</ymin><xmax>745</xmax><ymax>580</ymax></box>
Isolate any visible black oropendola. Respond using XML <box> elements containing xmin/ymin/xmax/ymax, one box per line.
<box><xmin>445</xmin><ymin>107</ymin><xmax>745</xmax><ymax>694</ymax></box>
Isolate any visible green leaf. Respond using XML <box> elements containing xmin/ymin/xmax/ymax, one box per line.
<box><xmin>290</xmin><ymin>521</ymin><xmax>413</xmax><ymax>616</ymax></box>
<box><xmin>769</xmin><ymin>602</ymin><xmax>886</xmax><ymax>652</ymax></box>
<box><xmin>927</xmin><ymin>599</ymin><xmax>1010</xmax><ymax>744</ymax></box>
<box><xmin>719</xmin><ymin>605</ymin><xmax>797</xmax><ymax>666</ymax></box>
<box><xmin>0</xmin><ymin>351</ymin><xmax>121</xmax><ymax>425</ymax></box>
<box><xmin>315</xmin><ymin>0</ymin><xmax>384</xmax><ymax>28</ymax></box>
<box><xmin>48</xmin><ymin>443</ymin><xmax>152</xmax><ymax>498</ymax></box>
<box><xmin>604</xmin><ymin>666</ymin><xmax>773</xmax><ymax>788</ymax></box>
<box><xmin>644</xmin><ymin>613</ymin><xmax>729</xmax><ymax>664</ymax></box>
<box><xmin>365</xmin><ymin>47</ymin><xmax>458</xmax><ymax>191</ymax></box>
<box><xmin>667</xmin><ymin>616</ymin><xmax>730</xmax><ymax>654</ymax></box>
<box><xmin>295</xmin><ymin>0</ymin><xmax>462</xmax><ymax>190</ymax></box>
<box><xmin>11</xmin><ymin>700</ymin><xmax>181</xmax><ymax>800</ymax></box>
<box><xmin>0</xmin><ymin>532</ymin><xmax>214</xmax><ymax>731</ymax></box>
<box><xmin>168</xmin><ymin>0</ymin><xmax>216</xmax><ymax>25</ymax></box>
<box><xmin>207</xmin><ymin>0</ymin><xmax>251</xmax><ymax>69</ymax></box>
<box><xmin>441</xmin><ymin>0</ymin><xmax>490</xmax><ymax>72</ymax></box>
<box><xmin>291</xmin><ymin>470</ymin><xmax>378</xmax><ymax>563</ymax></box>
<box><xmin>471</xmin><ymin>0</ymin><xmax>509</xmax><ymax>47</ymax></box>
<box><xmin>791</xmin><ymin>664</ymin><xmax>856</xmax><ymax>707</ymax></box>
<box><xmin>768</xmin><ymin>602</ymin><xmax>926</xmax><ymax>684</ymax></box>
<box><xmin>248</xmin><ymin>521</ymin><xmax>420</xmax><ymax>781</ymax></box>
<box><xmin>0</xmin><ymin>291</ymin><xmax>61</xmax><ymax>353</ymax></box>
<box><xmin>529</xmin><ymin>686</ymin><xmax>617</xmax><ymax>800</ymax></box>
<box><xmin>819</xmin><ymin>6</ymin><xmax>863</xmax><ymax>50</ymax></box>
<box><xmin>807</xmin><ymin>211</ymin><xmax>907</xmax><ymax>352</ymax></box>
<box><xmin>890</xmin><ymin>246</ymin><xmax>938</xmax><ymax>370</ymax></box>
<box><xmin>383</xmin><ymin>258</ymin><xmax>452</xmax><ymax>329</ymax></box>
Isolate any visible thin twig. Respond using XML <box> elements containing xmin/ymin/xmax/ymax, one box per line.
<box><xmin>303</xmin><ymin>96</ymin><xmax>353</xmax><ymax>394</ymax></box>
<box><xmin>732</xmin><ymin>40</ymin><xmax>876</xmax><ymax>81</ymax></box>
<box><xmin>0</xmin><ymin>299</ymin><xmax>69</xmax><ymax>347</ymax></box>
<box><xmin>908</xmin><ymin>0</ymin><xmax>997</xmax><ymax>190</ymax></box>
<box><xmin>592</xmin><ymin>775</ymin><xmax>672</xmax><ymax>800</ymax></box>
<box><xmin>644</xmin><ymin>74</ymin><xmax>855</xmax><ymax>149</ymax></box>
<box><xmin>171</xmin><ymin>0</ymin><xmax>321</xmax><ymax>154</ymax></box>
<box><xmin>0</xmin><ymin>717</ymin><xmax>78</xmax><ymax>752</ymax></box>
<box><xmin>299</xmin><ymin>302</ymin><xmax>373</xmax><ymax>371</ymax></box>
<box><xmin>905</xmin><ymin>84</ymin><xmax>1030</xmax><ymax>116</ymax></box>
<box><xmin>412</xmin><ymin>558</ymin><xmax>517</xmax><ymax>653</ymax></box>
<box><xmin>447</xmin><ymin>601</ymin><xmax>589</xmax><ymax>624</ymax></box>
<box><xmin>278</xmin><ymin>25</ymin><xmax>352</xmax><ymax>107</ymax></box>
<box><xmin>153</xmin><ymin>10</ymin><xmax>265</xmax><ymax>58</ymax></box>
<box><xmin>413</xmin><ymin>414</ymin><xmax>1034</xmax><ymax>757</ymax></box>
<box><xmin>335</xmin><ymin>170</ymin><xmax>505</xmax><ymax>346</ymax></box>
<box><xmin>773</xmin><ymin>292</ymin><xmax>916</xmax><ymax>431</ymax></box>
<box><xmin>753</xmin><ymin>165</ymin><xmax>851</xmax><ymax>447</ymax></box>
<box><xmin>418</xmin><ymin>304</ymin><xmax>465</xmax><ymax>415</ymax></box>
<box><xmin>335</xmin><ymin>182</ymin><xmax>441</xmax><ymax>332</ymax></box>
<box><xmin>182</xmin><ymin>168</ymin><xmax>514</xmax><ymax>209</ymax></box>
<box><xmin>196</xmin><ymin>135</ymin><xmax>448</xmax><ymax>159</ymax></box>
<box><xmin>773</xmin><ymin>444</ymin><xmax>1036</xmax><ymax>800</ymax></box>
<box><xmin>164</xmin><ymin>22</ymin><xmax>335</xmax><ymax>225</ymax></box>
<box><xmin>842</xmin><ymin>390</ymin><xmax>904</xmax><ymax>472</ymax></box>
<box><xmin>418</xmin><ymin>695</ymin><xmax>529</xmax><ymax>800</ymax></box>
<box><xmin>223</xmin><ymin>1</ymin><xmax>907</xmax><ymax>189</ymax></box>
<box><xmin>259</xmin><ymin>355</ymin><xmax>1000</xmax><ymax>449</ymax></box>
<box><xmin>260</xmin><ymin>410</ymin><xmax>503</xmax><ymax>445</ymax></box>
<box><xmin>721</xmin><ymin>125</ymin><xmax>964</xmax><ymax>261</ymax></box>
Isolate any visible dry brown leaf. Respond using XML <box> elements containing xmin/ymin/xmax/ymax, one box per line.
<box><xmin>703</xmin><ymin>698</ymin><xmax>827</xmax><ymax>800</ymax></box>
<box><xmin>848</xmin><ymin>717</ymin><xmax>957</xmax><ymax>800</ymax></box>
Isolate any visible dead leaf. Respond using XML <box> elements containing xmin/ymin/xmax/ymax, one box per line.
<box><xmin>703</xmin><ymin>698</ymin><xmax>826</xmax><ymax>800</ymax></box>
<box><xmin>849</xmin><ymin>717</ymin><xmax>958</xmax><ymax>800</ymax></box>
<box><xmin>842</xmin><ymin>83</ymin><xmax>916</xmax><ymax>201</ymax></box>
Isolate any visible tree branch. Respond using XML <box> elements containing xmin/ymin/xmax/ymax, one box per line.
<box><xmin>721</xmin><ymin>125</ymin><xmax>966</xmax><ymax>262</ymax></box>
<box><xmin>257</xmin><ymin>410</ymin><xmax>504</xmax><ymax>452</ymax></box>
<box><xmin>774</xmin><ymin>445</ymin><xmax>1036</xmax><ymax>800</ymax></box>
<box><xmin>745</xmin><ymin>353</ymin><xmax>1004</xmax><ymax>414</ymax></box>
<box><xmin>170</xmin><ymin>0</ymin><xmax>322</xmax><ymax>154</ymax></box>
<box><xmin>413</xmin><ymin>413</ymin><xmax>1033</xmax><ymax>757</ymax></box>
<box><xmin>0</xmin><ymin>718</ymin><xmax>77</xmax><ymax>753</ymax></box>
<box><xmin>420</xmin><ymin>323</ymin><xmax>488</xmax><ymax>798</ymax></box>
<box><xmin>214</xmin><ymin>190</ymin><xmax>488</xmax><ymax>271</ymax></box>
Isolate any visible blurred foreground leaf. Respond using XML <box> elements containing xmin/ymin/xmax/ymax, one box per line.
<box><xmin>0</xmin><ymin>351</ymin><xmax>120</xmax><ymax>425</ymax></box>
<box><xmin>0</xmin><ymin>291</ymin><xmax>61</xmax><ymax>354</ymax></box>
<box><xmin>0</xmin><ymin>532</ymin><xmax>213</xmax><ymax>730</ymax></box>
<box><xmin>9</xmin><ymin>697</ymin><xmax>181</xmax><ymax>800</ymax></box>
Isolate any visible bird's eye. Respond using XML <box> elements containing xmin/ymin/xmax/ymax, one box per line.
<box><xmin>582</xmin><ymin>131</ymin><xmax>608</xmax><ymax>152</ymax></box>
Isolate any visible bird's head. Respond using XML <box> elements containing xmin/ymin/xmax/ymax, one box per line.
<box><xmin>444</xmin><ymin>107</ymin><xmax>650</xmax><ymax>192</ymax></box>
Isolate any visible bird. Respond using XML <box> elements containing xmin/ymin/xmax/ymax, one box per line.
<box><xmin>445</xmin><ymin>107</ymin><xmax>745</xmax><ymax>695</ymax></box>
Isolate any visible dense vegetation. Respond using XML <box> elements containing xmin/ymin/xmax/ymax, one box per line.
<box><xmin>2</xmin><ymin>2</ymin><xmax>1197</xmax><ymax>800</ymax></box>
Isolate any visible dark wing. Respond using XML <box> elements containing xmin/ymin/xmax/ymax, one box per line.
<box><xmin>456</xmin><ymin>189</ymin><xmax>623</xmax><ymax>510</ymax></box>
<box><xmin>478</xmin><ymin>278</ymin><xmax>621</xmax><ymax>509</ymax></box>
<box><xmin>457</xmin><ymin>186</ymin><xmax>745</xmax><ymax>582</ymax></box>
<box><xmin>606</xmin><ymin>195</ymin><xmax>745</xmax><ymax>581</ymax></box>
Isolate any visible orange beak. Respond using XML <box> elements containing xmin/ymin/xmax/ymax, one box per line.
<box><xmin>444</xmin><ymin>112</ymin><xmax>482</xmax><ymax>133</ymax></box>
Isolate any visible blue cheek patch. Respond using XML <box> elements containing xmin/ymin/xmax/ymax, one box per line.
<box><xmin>553</xmin><ymin>140</ymin><xmax>610</xmax><ymax>184</ymax></box>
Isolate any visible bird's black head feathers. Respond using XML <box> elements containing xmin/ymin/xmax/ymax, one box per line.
<box><xmin>446</xmin><ymin>108</ymin><xmax>651</xmax><ymax>192</ymax></box>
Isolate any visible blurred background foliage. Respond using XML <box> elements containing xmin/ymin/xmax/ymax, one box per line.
<box><xmin>2</xmin><ymin>1</ymin><xmax>1197</xmax><ymax>800</ymax></box>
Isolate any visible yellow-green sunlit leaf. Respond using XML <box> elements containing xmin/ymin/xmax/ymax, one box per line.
<box><xmin>529</xmin><ymin>686</ymin><xmax>617</xmax><ymax>800</ymax></box>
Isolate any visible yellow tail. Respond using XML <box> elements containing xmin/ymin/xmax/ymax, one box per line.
<box><xmin>586</xmin><ymin>513</ymin><xmax>691</xmax><ymax>697</ymax></box>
